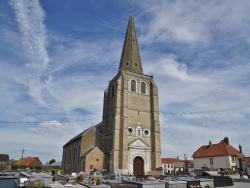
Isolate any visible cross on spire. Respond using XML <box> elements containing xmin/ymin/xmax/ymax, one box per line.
<box><xmin>130</xmin><ymin>0</ymin><xmax>133</xmax><ymax>15</ymax></box>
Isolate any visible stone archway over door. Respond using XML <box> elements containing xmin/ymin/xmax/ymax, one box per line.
<box><xmin>133</xmin><ymin>156</ymin><xmax>144</xmax><ymax>176</ymax></box>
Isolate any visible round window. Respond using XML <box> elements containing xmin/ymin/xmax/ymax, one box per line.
<box><xmin>128</xmin><ymin>127</ymin><xmax>133</xmax><ymax>134</ymax></box>
<box><xmin>144</xmin><ymin>129</ymin><xmax>150</xmax><ymax>136</ymax></box>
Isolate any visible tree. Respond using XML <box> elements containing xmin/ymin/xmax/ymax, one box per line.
<box><xmin>49</xmin><ymin>159</ymin><xmax>56</xmax><ymax>164</ymax></box>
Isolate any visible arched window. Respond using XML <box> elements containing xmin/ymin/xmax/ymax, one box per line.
<box><xmin>131</xmin><ymin>80</ymin><xmax>136</xmax><ymax>92</ymax></box>
<box><xmin>141</xmin><ymin>82</ymin><xmax>146</xmax><ymax>94</ymax></box>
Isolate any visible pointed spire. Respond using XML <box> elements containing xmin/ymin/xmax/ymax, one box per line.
<box><xmin>119</xmin><ymin>16</ymin><xmax>143</xmax><ymax>74</ymax></box>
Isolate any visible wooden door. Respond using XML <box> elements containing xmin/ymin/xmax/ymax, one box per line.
<box><xmin>133</xmin><ymin>157</ymin><xmax>144</xmax><ymax>176</ymax></box>
<box><xmin>82</xmin><ymin>162</ymin><xmax>85</xmax><ymax>171</ymax></box>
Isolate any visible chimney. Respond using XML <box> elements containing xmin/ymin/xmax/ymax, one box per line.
<box><xmin>224</xmin><ymin>137</ymin><xmax>229</xmax><ymax>145</ymax></box>
<box><xmin>239</xmin><ymin>145</ymin><xmax>242</xmax><ymax>154</ymax></box>
<box><xmin>209</xmin><ymin>141</ymin><xmax>212</xmax><ymax>147</ymax></box>
<box><xmin>177</xmin><ymin>156</ymin><xmax>179</xmax><ymax>159</ymax></box>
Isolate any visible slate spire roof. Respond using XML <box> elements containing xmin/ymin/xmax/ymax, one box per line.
<box><xmin>119</xmin><ymin>16</ymin><xmax>143</xmax><ymax>74</ymax></box>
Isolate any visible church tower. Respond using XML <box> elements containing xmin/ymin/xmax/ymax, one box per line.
<box><xmin>101</xmin><ymin>16</ymin><xmax>161</xmax><ymax>175</ymax></box>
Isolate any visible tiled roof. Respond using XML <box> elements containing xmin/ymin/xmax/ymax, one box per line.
<box><xmin>9</xmin><ymin>160</ymin><xmax>17</xmax><ymax>165</ymax></box>
<box><xmin>15</xmin><ymin>157</ymin><xmax>43</xmax><ymax>167</ymax></box>
<box><xmin>63</xmin><ymin>129</ymin><xmax>89</xmax><ymax>147</ymax></box>
<box><xmin>0</xmin><ymin>154</ymin><xmax>9</xmax><ymax>162</ymax></box>
<box><xmin>51</xmin><ymin>161</ymin><xmax>62</xmax><ymax>167</ymax></box>
<box><xmin>192</xmin><ymin>139</ymin><xmax>245</xmax><ymax>158</ymax></box>
<box><xmin>63</xmin><ymin>122</ymin><xmax>102</xmax><ymax>147</ymax></box>
<box><xmin>244</xmin><ymin>157</ymin><xmax>250</xmax><ymax>165</ymax></box>
<box><xmin>82</xmin><ymin>147</ymin><xmax>103</xmax><ymax>157</ymax></box>
<box><xmin>161</xmin><ymin>158</ymin><xmax>181</xmax><ymax>164</ymax></box>
<box><xmin>183</xmin><ymin>160</ymin><xmax>194</xmax><ymax>168</ymax></box>
<box><xmin>161</xmin><ymin>158</ymin><xmax>194</xmax><ymax>168</ymax></box>
<box><xmin>82</xmin><ymin>147</ymin><xmax>96</xmax><ymax>156</ymax></box>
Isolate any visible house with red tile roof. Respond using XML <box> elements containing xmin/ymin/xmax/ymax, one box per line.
<box><xmin>161</xmin><ymin>157</ymin><xmax>182</xmax><ymax>174</ymax></box>
<box><xmin>161</xmin><ymin>157</ymin><xmax>194</xmax><ymax>174</ymax></box>
<box><xmin>192</xmin><ymin>137</ymin><xmax>244</xmax><ymax>171</ymax></box>
<box><xmin>15</xmin><ymin>157</ymin><xmax>43</xmax><ymax>168</ymax></box>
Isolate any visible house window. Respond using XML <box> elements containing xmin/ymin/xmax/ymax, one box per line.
<box><xmin>141</xmin><ymin>82</ymin><xmax>146</xmax><ymax>94</ymax></box>
<box><xmin>131</xmin><ymin>79</ymin><xmax>136</xmax><ymax>92</ymax></box>
<box><xmin>231</xmin><ymin>156</ymin><xmax>235</xmax><ymax>163</ymax></box>
<box><xmin>210</xmin><ymin>158</ymin><xmax>213</xmax><ymax>165</ymax></box>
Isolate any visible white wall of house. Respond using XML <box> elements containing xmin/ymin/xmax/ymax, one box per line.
<box><xmin>194</xmin><ymin>155</ymin><xmax>239</xmax><ymax>170</ymax></box>
<box><xmin>162</xmin><ymin>163</ymin><xmax>174</xmax><ymax>174</ymax></box>
<box><xmin>162</xmin><ymin>163</ymin><xmax>183</xmax><ymax>174</ymax></box>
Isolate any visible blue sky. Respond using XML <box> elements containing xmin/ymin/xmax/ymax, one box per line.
<box><xmin>0</xmin><ymin>0</ymin><xmax>250</xmax><ymax>164</ymax></box>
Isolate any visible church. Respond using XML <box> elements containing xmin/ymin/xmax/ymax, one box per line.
<box><xmin>62</xmin><ymin>16</ymin><xmax>161</xmax><ymax>176</ymax></box>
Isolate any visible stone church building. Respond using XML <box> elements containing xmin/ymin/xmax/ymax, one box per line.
<box><xmin>62</xmin><ymin>16</ymin><xmax>161</xmax><ymax>176</ymax></box>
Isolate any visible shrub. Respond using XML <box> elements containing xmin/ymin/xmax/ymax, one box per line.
<box><xmin>228</xmin><ymin>169</ymin><xmax>233</xmax><ymax>175</ymax></box>
<box><xmin>224</xmin><ymin>170</ymin><xmax>229</xmax><ymax>175</ymax></box>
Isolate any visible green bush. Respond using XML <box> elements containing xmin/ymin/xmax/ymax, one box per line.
<box><xmin>224</xmin><ymin>170</ymin><xmax>229</xmax><ymax>175</ymax></box>
<box><xmin>228</xmin><ymin>169</ymin><xmax>233</xmax><ymax>175</ymax></box>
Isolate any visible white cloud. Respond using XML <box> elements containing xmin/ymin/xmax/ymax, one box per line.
<box><xmin>8</xmin><ymin>0</ymin><xmax>51</xmax><ymax>108</ymax></box>
<box><xmin>28</xmin><ymin>121</ymin><xmax>66</xmax><ymax>136</ymax></box>
<box><xmin>9</xmin><ymin>0</ymin><xmax>49</xmax><ymax>71</ymax></box>
<box><xmin>146</xmin><ymin>57</ymin><xmax>209</xmax><ymax>83</ymax></box>
<box><xmin>138</xmin><ymin>1</ymin><xmax>250</xmax><ymax>46</ymax></box>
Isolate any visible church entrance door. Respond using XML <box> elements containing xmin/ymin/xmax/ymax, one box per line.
<box><xmin>133</xmin><ymin>156</ymin><xmax>144</xmax><ymax>176</ymax></box>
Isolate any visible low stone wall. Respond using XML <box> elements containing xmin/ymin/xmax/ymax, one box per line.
<box><xmin>147</xmin><ymin>171</ymin><xmax>162</xmax><ymax>178</ymax></box>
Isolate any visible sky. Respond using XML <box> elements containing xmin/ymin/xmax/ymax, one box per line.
<box><xmin>0</xmin><ymin>0</ymin><xmax>250</xmax><ymax>164</ymax></box>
